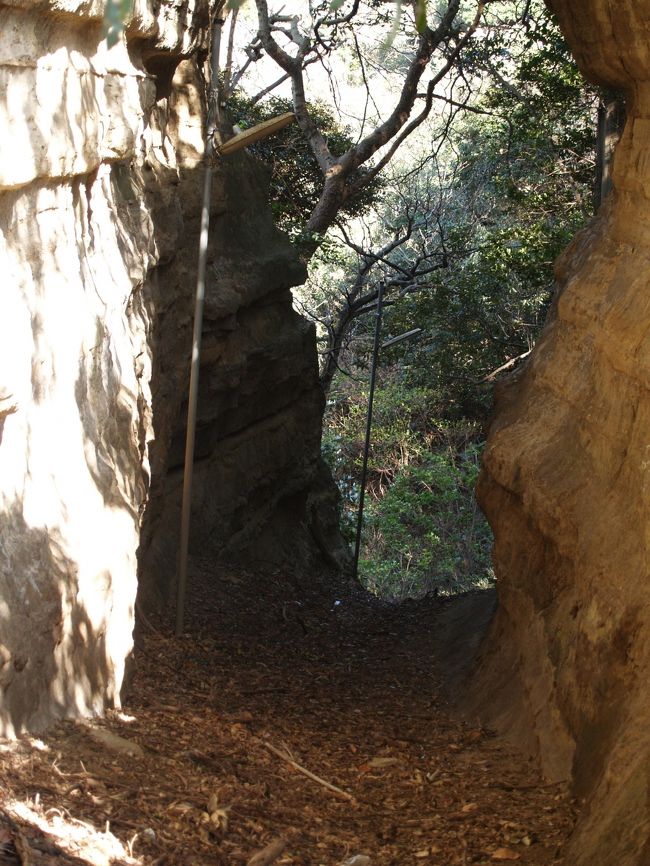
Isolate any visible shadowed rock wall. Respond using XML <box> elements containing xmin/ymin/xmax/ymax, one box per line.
<box><xmin>0</xmin><ymin>1</ymin><xmax>345</xmax><ymax>735</ymax></box>
<box><xmin>135</xmin><ymin>59</ymin><xmax>349</xmax><ymax>599</ymax></box>
<box><xmin>475</xmin><ymin>2</ymin><xmax>650</xmax><ymax>862</ymax></box>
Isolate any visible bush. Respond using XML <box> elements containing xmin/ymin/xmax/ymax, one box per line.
<box><xmin>360</xmin><ymin>445</ymin><xmax>494</xmax><ymax>600</ymax></box>
<box><xmin>322</xmin><ymin>377</ymin><xmax>494</xmax><ymax>599</ymax></box>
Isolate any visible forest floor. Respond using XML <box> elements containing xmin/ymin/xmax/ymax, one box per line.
<box><xmin>0</xmin><ymin>561</ymin><xmax>578</xmax><ymax>866</ymax></box>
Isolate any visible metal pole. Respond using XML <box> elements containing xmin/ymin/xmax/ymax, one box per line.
<box><xmin>175</xmin><ymin>14</ymin><xmax>224</xmax><ymax>637</ymax></box>
<box><xmin>595</xmin><ymin>100</ymin><xmax>606</xmax><ymax>212</ymax></box>
<box><xmin>352</xmin><ymin>281</ymin><xmax>384</xmax><ymax>583</ymax></box>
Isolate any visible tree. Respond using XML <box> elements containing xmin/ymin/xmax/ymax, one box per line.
<box><xmin>226</xmin><ymin>0</ymin><xmax>598</xmax><ymax>418</ymax></box>
<box><xmin>250</xmin><ymin>0</ymin><xmax>486</xmax><ymax>239</ymax></box>
<box><xmin>298</xmin><ymin>168</ymin><xmax>448</xmax><ymax>393</ymax></box>
<box><xmin>226</xmin><ymin>94</ymin><xmax>384</xmax><ymax>247</ymax></box>
<box><xmin>370</xmin><ymin>0</ymin><xmax>599</xmax><ymax>417</ymax></box>
<box><xmin>231</xmin><ymin>2</ymin><xmax>596</xmax><ymax>416</ymax></box>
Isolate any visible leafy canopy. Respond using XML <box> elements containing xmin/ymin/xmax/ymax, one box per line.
<box><xmin>227</xmin><ymin>94</ymin><xmax>384</xmax><ymax>249</ymax></box>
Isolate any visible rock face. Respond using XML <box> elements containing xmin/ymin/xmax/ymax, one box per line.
<box><xmin>0</xmin><ymin>0</ymin><xmax>345</xmax><ymax>735</ymax></box>
<box><xmin>475</xmin><ymin>2</ymin><xmax>650</xmax><ymax>862</ymax></box>
<box><xmin>136</xmin><ymin>61</ymin><xmax>349</xmax><ymax>600</ymax></box>
<box><xmin>0</xmin><ymin>0</ymin><xmax>177</xmax><ymax>735</ymax></box>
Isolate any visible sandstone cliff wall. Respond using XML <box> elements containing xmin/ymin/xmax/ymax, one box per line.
<box><xmin>0</xmin><ymin>0</ymin><xmax>343</xmax><ymax>735</ymax></box>
<box><xmin>475</xmin><ymin>2</ymin><xmax>650</xmax><ymax>862</ymax></box>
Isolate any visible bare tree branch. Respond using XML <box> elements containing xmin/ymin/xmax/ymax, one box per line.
<box><xmin>255</xmin><ymin>0</ymin><xmax>335</xmax><ymax>175</ymax></box>
<box><xmin>347</xmin><ymin>1</ymin><xmax>486</xmax><ymax>198</ymax></box>
<box><xmin>252</xmin><ymin>0</ymin><xmax>486</xmax><ymax>240</ymax></box>
<box><xmin>312</xmin><ymin>193</ymin><xmax>447</xmax><ymax>394</ymax></box>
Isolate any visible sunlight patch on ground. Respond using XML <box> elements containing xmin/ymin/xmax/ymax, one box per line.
<box><xmin>113</xmin><ymin>711</ymin><xmax>137</xmax><ymax>723</ymax></box>
<box><xmin>2</xmin><ymin>796</ymin><xmax>141</xmax><ymax>866</ymax></box>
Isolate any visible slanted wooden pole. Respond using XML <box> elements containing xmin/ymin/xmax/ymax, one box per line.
<box><xmin>218</xmin><ymin>112</ymin><xmax>295</xmax><ymax>155</ymax></box>
<box><xmin>176</xmin><ymin>13</ymin><xmax>224</xmax><ymax>637</ymax></box>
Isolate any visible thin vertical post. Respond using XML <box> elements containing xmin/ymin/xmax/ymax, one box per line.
<box><xmin>595</xmin><ymin>100</ymin><xmax>608</xmax><ymax>212</ymax></box>
<box><xmin>175</xmin><ymin>15</ymin><xmax>224</xmax><ymax>637</ymax></box>
<box><xmin>352</xmin><ymin>281</ymin><xmax>384</xmax><ymax>583</ymax></box>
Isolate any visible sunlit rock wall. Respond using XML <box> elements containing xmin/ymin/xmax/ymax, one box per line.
<box><xmin>0</xmin><ymin>0</ymin><xmax>344</xmax><ymax>735</ymax></box>
<box><xmin>0</xmin><ymin>0</ymin><xmax>214</xmax><ymax>734</ymax></box>
<box><xmin>475</xmin><ymin>2</ymin><xmax>650</xmax><ymax>862</ymax></box>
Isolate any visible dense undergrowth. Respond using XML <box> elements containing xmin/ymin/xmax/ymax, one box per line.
<box><xmin>323</xmin><ymin>375</ymin><xmax>494</xmax><ymax>600</ymax></box>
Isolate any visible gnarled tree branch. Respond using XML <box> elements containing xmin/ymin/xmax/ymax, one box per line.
<box><xmin>253</xmin><ymin>0</ymin><xmax>484</xmax><ymax>241</ymax></box>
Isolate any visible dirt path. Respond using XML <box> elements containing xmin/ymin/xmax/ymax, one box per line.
<box><xmin>0</xmin><ymin>562</ymin><xmax>577</xmax><ymax>865</ymax></box>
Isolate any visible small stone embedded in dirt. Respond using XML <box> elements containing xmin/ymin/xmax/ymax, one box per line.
<box><xmin>232</xmin><ymin>711</ymin><xmax>254</xmax><ymax>723</ymax></box>
<box><xmin>492</xmin><ymin>848</ymin><xmax>520</xmax><ymax>861</ymax></box>
<box><xmin>366</xmin><ymin>756</ymin><xmax>399</xmax><ymax>768</ymax></box>
<box><xmin>247</xmin><ymin>837</ymin><xmax>288</xmax><ymax>865</ymax></box>
<box><xmin>340</xmin><ymin>856</ymin><xmax>372</xmax><ymax>866</ymax></box>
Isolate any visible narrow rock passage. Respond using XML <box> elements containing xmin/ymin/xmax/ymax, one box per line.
<box><xmin>0</xmin><ymin>562</ymin><xmax>576</xmax><ymax>865</ymax></box>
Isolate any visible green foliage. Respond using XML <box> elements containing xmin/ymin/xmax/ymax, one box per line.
<box><xmin>384</xmin><ymin>213</ymin><xmax>574</xmax><ymax>417</ymax></box>
<box><xmin>323</xmin><ymin>376</ymin><xmax>494</xmax><ymax>599</ymax></box>
<box><xmin>361</xmin><ymin>446</ymin><xmax>494</xmax><ymax>599</ymax></box>
<box><xmin>226</xmin><ymin>94</ymin><xmax>384</xmax><ymax>249</ymax></box>
<box><xmin>376</xmin><ymin>2</ymin><xmax>597</xmax><ymax>417</ymax></box>
<box><xmin>103</xmin><ymin>0</ymin><xmax>132</xmax><ymax>48</ymax></box>
<box><xmin>297</xmin><ymin>3</ymin><xmax>597</xmax><ymax>421</ymax></box>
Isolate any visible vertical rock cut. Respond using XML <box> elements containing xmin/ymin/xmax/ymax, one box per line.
<box><xmin>475</xmin><ymin>2</ymin><xmax>650</xmax><ymax>862</ymax></box>
<box><xmin>0</xmin><ymin>0</ymin><xmax>346</xmax><ymax>735</ymax></box>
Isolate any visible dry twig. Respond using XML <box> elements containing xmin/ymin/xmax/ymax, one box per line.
<box><xmin>259</xmin><ymin>740</ymin><xmax>356</xmax><ymax>802</ymax></box>
<box><xmin>247</xmin><ymin>836</ymin><xmax>287</xmax><ymax>865</ymax></box>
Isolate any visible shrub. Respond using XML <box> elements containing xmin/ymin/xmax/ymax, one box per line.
<box><xmin>360</xmin><ymin>445</ymin><xmax>494</xmax><ymax>600</ymax></box>
<box><xmin>322</xmin><ymin>377</ymin><xmax>494</xmax><ymax>599</ymax></box>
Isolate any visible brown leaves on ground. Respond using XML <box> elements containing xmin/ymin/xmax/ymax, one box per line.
<box><xmin>0</xmin><ymin>562</ymin><xmax>578</xmax><ymax>865</ymax></box>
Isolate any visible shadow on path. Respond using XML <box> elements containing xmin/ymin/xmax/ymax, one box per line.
<box><xmin>0</xmin><ymin>562</ymin><xmax>575</xmax><ymax>865</ymax></box>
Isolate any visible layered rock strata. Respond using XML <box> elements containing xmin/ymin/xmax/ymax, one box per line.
<box><xmin>136</xmin><ymin>58</ymin><xmax>349</xmax><ymax>600</ymax></box>
<box><xmin>475</xmin><ymin>2</ymin><xmax>650</xmax><ymax>862</ymax></box>
<box><xmin>0</xmin><ymin>0</ymin><xmax>343</xmax><ymax>735</ymax></box>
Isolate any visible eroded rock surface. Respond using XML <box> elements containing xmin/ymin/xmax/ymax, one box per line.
<box><xmin>0</xmin><ymin>1</ymin><xmax>344</xmax><ymax>735</ymax></box>
<box><xmin>475</xmin><ymin>2</ymin><xmax>650</xmax><ymax>862</ymax></box>
<box><xmin>0</xmin><ymin>0</ymin><xmax>183</xmax><ymax>735</ymax></box>
<box><xmin>137</xmin><ymin>60</ymin><xmax>350</xmax><ymax>599</ymax></box>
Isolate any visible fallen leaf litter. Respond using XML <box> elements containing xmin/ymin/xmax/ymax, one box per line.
<box><xmin>0</xmin><ymin>561</ymin><xmax>578</xmax><ymax>865</ymax></box>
